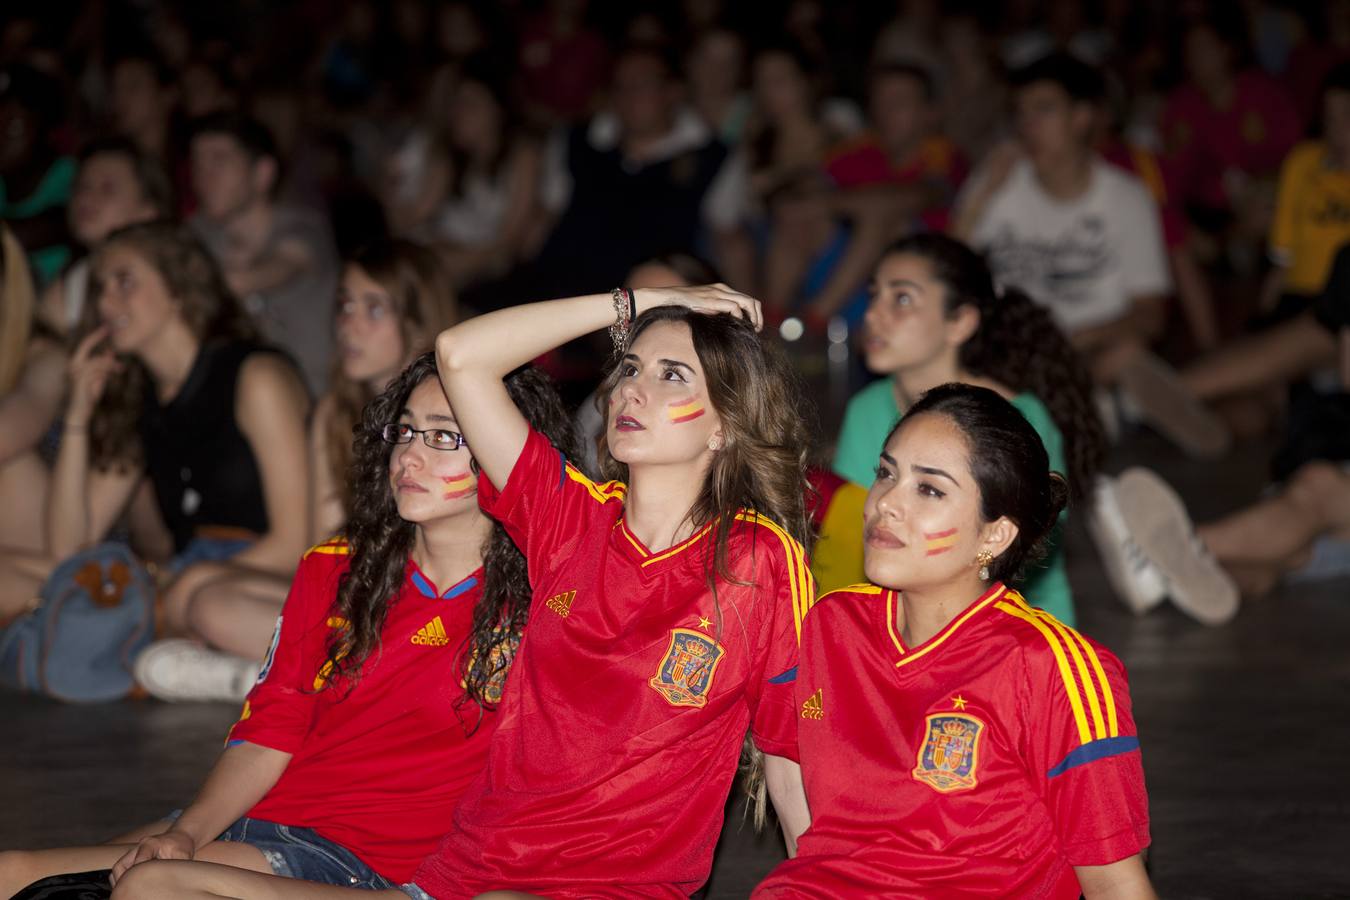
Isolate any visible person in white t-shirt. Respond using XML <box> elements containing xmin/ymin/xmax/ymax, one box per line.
<box><xmin>953</xmin><ymin>53</ymin><xmax>1228</xmax><ymax>459</ymax></box>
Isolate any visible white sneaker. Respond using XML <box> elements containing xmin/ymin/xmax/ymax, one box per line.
<box><xmin>1087</xmin><ymin>475</ymin><xmax>1168</xmax><ymax>615</ymax></box>
<box><xmin>1114</xmin><ymin>468</ymin><xmax>1240</xmax><ymax>626</ymax></box>
<box><xmin>134</xmin><ymin>639</ymin><xmax>261</xmax><ymax>702</ymax></box>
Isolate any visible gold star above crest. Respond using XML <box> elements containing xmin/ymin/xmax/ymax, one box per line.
<box><xmin>951</xmin><ymin>695</ymin><xmax>969</xmax><ymax>710</ymax></box>
<box><xmin>697</xmin><ymin>615</ymin><xmax>712</xmax><ymax>631</ymax></box>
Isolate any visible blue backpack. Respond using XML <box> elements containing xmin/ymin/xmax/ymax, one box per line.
<box><xmin>0</xmin><ymin>543</ymin><xmax>155</xmax><ymax>702</ymax></box>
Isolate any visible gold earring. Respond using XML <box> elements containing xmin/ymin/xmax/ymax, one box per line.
<box><xmin>976</xmin><ymin>550</ymin><xmax>994</xmax><ymax>581</ymax></box>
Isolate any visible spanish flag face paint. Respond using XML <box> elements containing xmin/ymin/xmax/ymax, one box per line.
<box><xmin>668</xmin><ymin>397</ymin><xmax>707</xmax><ymax>424</ymax></box>
<box><xmin>441</xmin><ymin>473</ymin><xmax>476</xmax><ymax>500</ymax></box>
<box><xmin>924</xmin><ymin>527</ymin><xmax>959</xmax><ymax>556</ymax></box>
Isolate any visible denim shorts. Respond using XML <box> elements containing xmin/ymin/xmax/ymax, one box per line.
<box><xmin>216</xmin><ymin>816</ymin><xmax>394</xmax><ymax>889</ymax></box>
<box><xmin>397</xmin><ymin>884</ymin><xmax>435</xmax><ymax>900</ymax></box>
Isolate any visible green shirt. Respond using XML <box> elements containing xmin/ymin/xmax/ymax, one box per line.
<box><xmin>832</xmin><ymin>378</ymin><xmax>1074</xmax><ymax>625</ymax></box>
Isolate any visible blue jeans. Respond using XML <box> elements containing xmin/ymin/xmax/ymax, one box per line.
<box><xmin>168</xmin><ymin>536</ymin><xmax>254</xmax><ymax>575</ymax></box>
<box><xmin>216</xmin><ymin>816</ymin><xmax>394</xmax><ymax>889</ymax></box>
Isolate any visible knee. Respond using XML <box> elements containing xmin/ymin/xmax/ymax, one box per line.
<box><xmin>184</xmin><ymin>582</ymin><xmax>228</xmax><ymax>643</ymax></box>
<box><xmin>110</xmin><ymin>860</ymin><xmax>177</xmax><ymax>900</ymax></box>
<box><xmin>1286</xmin><ymin>461</ymin><xmax>1347</xmax><ymax>513</ymax></box>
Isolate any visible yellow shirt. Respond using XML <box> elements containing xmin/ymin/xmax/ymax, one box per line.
<box><xmin>1270</xmin><ymin>141</ymin><xmax>1350</xmax><ymax>295</ymax></box>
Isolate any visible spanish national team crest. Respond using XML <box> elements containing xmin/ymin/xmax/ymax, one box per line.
<box><xmin>912</xmin><ymin>713</ymin><xmax>985</xmax><ymax>793</ymax></box>
<box><xmin>649</xmin><ymin>628</ymin><xmax>726</xmax><ymax>708</ymax></box>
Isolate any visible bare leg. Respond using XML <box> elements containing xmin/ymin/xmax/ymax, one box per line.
<box><xmin>1199</xmin><ymin>462</ymin><xmax>1350</xmax><ymax>570</ymax></box>
<box><xmin>1181</xmin><ymin>313</ymin><xmax>1337</xmax><ymax>401</ymax></box>
<box><xmin>0</xmin><ymin>453</ymin><xmax>48</xmax><ymax>554</ymax></box>
<box><xmin>186</xmin><ymin>571</ymin><xmax>288</xmax><ymax>659</ymax></box>
<box><xmin>109</xmin><ymin>859</ymin><xmax>406</xmax><ymax>900</ymax></box>
<box><xmin>0</xmin><ymin>839</ymin><xmax>268</xmax><ymax>898</ymax></box>
<box><xmin>0</xmin><ymin>548</ymin><xmax>54</xmax><ymax>623</ymax></box>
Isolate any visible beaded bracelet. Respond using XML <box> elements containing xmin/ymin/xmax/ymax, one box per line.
<box><xmin>608</xmin><ymin>287</ymin><xmax>634</xmax><ymax>355</ymax></box>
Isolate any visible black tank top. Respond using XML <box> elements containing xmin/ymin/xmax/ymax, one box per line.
<box><xmin>140</xmin><ymin>339</ymin><xmax>288</xmax><ymax>553</ymax></box>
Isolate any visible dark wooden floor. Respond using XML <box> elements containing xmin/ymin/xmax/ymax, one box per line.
<box><xmin>3</xmin><ymin>430</ymin><xmax>1349</xmax><ymax>898</ymax></box>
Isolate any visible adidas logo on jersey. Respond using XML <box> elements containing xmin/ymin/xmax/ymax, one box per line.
<box><xmin>411</xmin><ymin>616</ymin><xmax>450</xmax><ymax>646</ymax></box>
<box><xmin>546</xmin><ymin>590</ymin><xmax>576</xmax><ymax>618</ymax></box>
<box><xmin>801</xmin><ymin>688</ymin><xmax>824</xmax><ymax>720</ymax></box>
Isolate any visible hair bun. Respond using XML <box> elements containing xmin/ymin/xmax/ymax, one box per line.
<box><xmin>1047</xmin><ymin>470</ymin><xmax>1070</xmax><ymax>517</ymax></box>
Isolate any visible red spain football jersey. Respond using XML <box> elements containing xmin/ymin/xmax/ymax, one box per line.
<box><xmin>755</xmin><ymin>582</ymin><xmax>1149</xmax><ymax>898</ymax></box>
<box><xmin>228</xmin><ymin>540</ymin><xmax>506</xmax><ymax>883</ymax></box>
<box><xmin>411</xmin><ymin>428</ymin><xmax>814</xmax><ymax>899</ymax></box>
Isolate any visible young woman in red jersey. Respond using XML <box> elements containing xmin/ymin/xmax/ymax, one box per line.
<box><xmin>0</xmin><ymin>355</ymin><xmax>579</xmax><ymax>898</ymax></box>
<box><xmin>407</xmin><ymin>285</ymin><xmax>815</xmax><ymax>898</ymax></box>
<box><xmin>756</xmin><ymin>383</ymin><xmax>1155</xmax><ymax>900</ymax></box>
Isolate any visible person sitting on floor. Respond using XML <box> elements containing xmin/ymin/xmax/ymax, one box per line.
<box><xmin>0</xmin><ymin>356</ymin><xmax>579</xmax><ymax>898</ymax></box>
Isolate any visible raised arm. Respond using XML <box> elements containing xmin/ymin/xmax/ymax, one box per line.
<box><xmin>434</xmin><ymin>285</ymin><xmax>761</xmax><ymax>490</ymax></box>
<box><xmin>47</xmin><ymin>328</ymin><xmax>142</xmax><ymax>557</ymax></box>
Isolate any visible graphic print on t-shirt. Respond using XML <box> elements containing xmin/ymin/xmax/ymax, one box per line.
<box><xmin>984</xmin><ymin>219</ymin><xmax>1109</xmax><ymax>314</ymax></box>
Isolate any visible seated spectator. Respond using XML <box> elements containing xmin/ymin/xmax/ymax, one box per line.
<box><xmin>1101</xmin><ymin>286</ymin><xmax>1350</xmax><ymax>624</ymax></box>
<box><xmin>529</xmin><ymin>43</ymin><xmax>755</xmax><ymax>298</ymax></box>
<box><xmin>952</xmin><ymin>54</ymin><xmax>1228</xmax><ymax>458</ymax></box>
<box><xmin>421</xmin><ymin>59</ymin><xmax>543</xmax><ymax>290</ymax></box>
<box><xmin>188</xmin><ymin>112</ymin><xmax>339</xmax><ymax>394</ymax></box>
<box><xmin>0</xmin><ymin>225</ymin><xmax>64</xmax><ymax>559</ymax></box>
<box><xmin>0</xmin><ymin>357</ymin><xmax>578</xmax><ymax>899</ymax></box>
<box><xmin>516</xmin><ymin>0</ymin><xmax>610</xmax><ymax>127</ymax></box>
<box><xmin>756</xmin><ymin>384</ymin><xmax>1154</xmax><ymax>900</ymax></box>
<box><xmin>685</xmin><ymin>27</ymin><xmax>752</xmax><ymax>146</ymax></box>
<box><xmin>1095</xmin><ymin>90</ymin><xmax>1220</xmax><ymax>351</ymax></box>
<box><xmin>0</xmin><ymin>223</ymin><xmax>310</xmax><ymax>634</ymax></box>
<box><xmin>938</xmin><ymin>13</ymin><xmax>1008</xmax><ymax>165</ymax></box>
<box><xmin>107</xmin><ymin>45</ymin><xmax>179</xmax><ymax>169</ymax></box>
<box><xmin>747</xmin><ymin>39</ymin><xmax>860</xmax><ymax>318</ymax></box>
<box><xmin>134</xmin><ymin>240</ymin><xmax>458</xmax><ymax>697</ymax></box>
<box><xmin>0</xmin><ymin>64</ymin><xmax>75</xmax><ymax>286</ymax></box>
<box><xmin>38</xmin><ymin>137</ymin><xmax>173</xmax><ymax>335</ymax></box>
<box><xmin>803</xmin><ymin>62</ymin><xmax>968</xmax><ymax>324</ymax></box>
<box><xmin>833</xmin><ymin>234</ymin><xmax>1105</xmax><ymax>625</ymax></box>
<box><xmin>1161</xmin><ymin>16</ymin><xmax>1299</xmax><ymax>267</ymax></box>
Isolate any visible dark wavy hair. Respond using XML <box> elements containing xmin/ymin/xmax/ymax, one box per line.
<box><xmin>891</xmin><ymin>383</ymin><xmax>1070</xmax><ymax>583</ymax></box>
<box><xmin>322</xmin><ymin>353</ymin><xmax>579</xmax><ymax>727</ymax></box>
<box><xmin>879</xmin><ymin>233</ymin><xmax>1104</xmax><ymax>503</ymax></box>
<box><xmin>83</xmin><ymin>220</ymin><xmax>258</xmax><ymax>471</ymax></box>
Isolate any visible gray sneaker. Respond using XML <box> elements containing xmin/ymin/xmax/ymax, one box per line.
<box><xmin>1086</xmin><ymin>475</ymin><xmax>1169</xmax><ymax>615</ymax></box>
<box><xmin>1114</xmin><ymin>468</ymin><xmax>1240</xmax><ymax>626</ymax></box>
<box><xmin>1118</xmin><ymin>352</ymin><xmax>1231</xmax><ymax>459</ymax></box>
<box><xmin>133</xmin><ymin>639</ymin><xmax>261</xmax><ymax>702</ymax></box>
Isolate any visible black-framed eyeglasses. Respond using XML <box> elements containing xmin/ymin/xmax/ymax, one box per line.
<box><xmin>380</xmin><ymin>423</ymin><xmax>468</xmax><ymax>451</ymax></box>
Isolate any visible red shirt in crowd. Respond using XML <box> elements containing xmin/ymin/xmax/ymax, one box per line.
<box><xmin>1162</xmin><ymin>71</ymin><xmax>1300</xmax><ymax>212</ymax></box>
<box><xmin>412</xmin><ymin>428</ymin><xmax>814</xmax><ymax>899</ymax></box>
<box><xmin>228</xmin><ymin>540</ymin><xmax>505</xmax><ymax>883</ymax></box>
<box><xmin>825</xmin><ymin>133</ymin><xmax>968</xmax><ymax>230</ymax></box>
<box><xmin>755</xmin><ymin>582</ymin><xmax>1150</xmax><ymax>898</ymax></box>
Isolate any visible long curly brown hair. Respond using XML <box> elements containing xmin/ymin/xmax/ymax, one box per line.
<box><xmin>323</xmin><ymin>353</ymin><xmax>580</xmax><ymax>728</ymax></box>
<box><xmin>881</xmin><ymin>233</ymin><xmax>1105</xmax><ymax>502</ymax></box>
<box><xmin>324</xmin><ymin>240</ymin><xmax>459</xmax><ymax>518</ymax></box>
<box><xmin>82</xmin><ymin>220</ymin><xmax>257</xmax><ymax>471</ymax></box>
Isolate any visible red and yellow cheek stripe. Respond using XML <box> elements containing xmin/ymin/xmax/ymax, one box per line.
<box><xmin>924</xmin><ymin>528</ymin><xmax>959</xmax><ymax>556</ymax></box>
<box><xmin>668</xmin><ymin>398</ymin><xmax>706</xmax><ymax>423</ymax></box>
<box><xmin>441</xmin><ymin>473</ymin><xmax>477</xmax><ymax>500</ymax></box>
